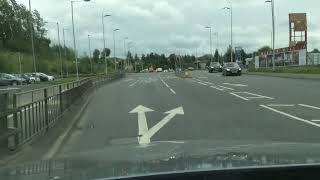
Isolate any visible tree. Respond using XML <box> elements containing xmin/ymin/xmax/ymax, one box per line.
<box><xmin>100</xmin><ymin>48</ymin><xmax>111</xmax><ymax>59</ymax></box>
<box><xmin>134</xmin><ymin>54</ymin><xmax>139</xmax><ymax>62</ymax></box>
<box><xmin>311</xmin><ymin>49</ymin><xmax>320</xmax><ymax>53</ymax></box>
<box><xmin>223</xmin><ymin>46</ymin><xmax>235</xmax><ymax>63</ymax></box>
<box><xmin>258</xmin><ymin>46</ymin><xmax>272</xmax><ymax>52</ymax></box>
<box><xmin>214</xmin><ymin>49</ymin><xmax>220</xmax><ymax>63</ymax></box>
<box><xmin>92</xmin><ymin>49</ymin><xmax>100</xmax><ymax>63</ymax></box>
<box><xmin>126</xmin><ymin>51</ymin><xmax>133</xmax><ymax>63</ymax></box>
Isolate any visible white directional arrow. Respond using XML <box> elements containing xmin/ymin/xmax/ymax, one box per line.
<box><xmin>129</xmin><ymin>105</ymin><xmax>154</xmax><ymax>136</ymax></box>
<box><xmin>143</xmin><ymin>107</ymin><xmax>184</xmax><ymax>141</ymax></box>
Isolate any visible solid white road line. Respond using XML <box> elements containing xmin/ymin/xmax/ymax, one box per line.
<box><xmin>242</xmin><ymin>92</ymin><xmax>274</xmax><ymax>100</ymax></box>
<box><xmin>210</xmin><ymin>86</ymin><xmax>224</xmax><ymax>91</ymax></box>
<box><xmin>298</xmin><ymin>104</ymin><xmax>320</xmax><ymax>110</ymax></box>
<box><xmin>198</xmin><ymin>82</ymin><xmax>207</xmax><ymax>86</ymax></box>
<box><xmin>159</xmin><ymin>76</ymin><xmax>176</xmax><ymax>95</ymax></box>
<box><xmin>129</xmin><ymin>80</ymin><xmax>140</xmax><ymax>87</ymax></box>
<box><xmin>260</xmin><ymin>105</ymin><xmax>320</xmax><ymax>128</ymax></box>
<box><xmin>311</xmin><ymin>120</ymin><xmax>320</xmax><ymax>122</ymax></box>
<box><xmin>229</xmin><ymin>93</ymin><xmax>249</xmax><ymax>101</ymax></box>
<box><xmin>267</xmin><ymin>104</ymin><xmax>295</xmax><ymax>107</ymax></box>
<box><xmin>218</xmin><ymin>85</ymin><xmax>234</xmax><ymax>91</ymax></box>
<box><xmin>223</xmin><ymin>83</ymin><xmax>248</xmax><ymax>87</ymax></box>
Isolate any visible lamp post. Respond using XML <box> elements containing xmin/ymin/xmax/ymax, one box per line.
<box><xmin>71</xmin><ymin>0</ymin><xmax>90</xmax><ymax>81</ymax></box>
<box><xmin>63</xmin><ymin>28</ymin><xmax>69</xmax><ymax>77</ymax></box>
<box><xmin>124</xmin><ymin>37</ymin><xmax>128</xmax><ymax>69</ymax></box>
<box><xmin>205</xmin><ymin>26</ymin><xmax>213</xmax><ymax>64</ymax></box>
<box><xmin>265</xmin><ymin>0</ymin><xmax>276</xmax><ymax>70</ymax></box>
<box><xmin>28</xmin><ymin>0</ymin><xmax>36</xmax><ymax>73</ymax></box>
<box><xmin>88</xmin><ymin>34</ymin><xmax>93</xmax><ymax>74</ymax></box>
<box><xmin>223</xmin><ymin>4</ymin><xmax>233</xmax><ymax>62</ymax></box>
<box><xmin>113</xmin><ymin>28</ymin><xmax>120</xmax><ymax>71</ymax></box>
<box><xmin>56</xmin><ymin>22</ymin><xmax>63</xmax><ymax>78</ymax></box>
<box><xmin>102</xmin><ymin>11</ymin><xmax>111</xmax><ymax>75</ymax></box>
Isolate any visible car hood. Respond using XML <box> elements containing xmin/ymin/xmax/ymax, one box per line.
<box><xmin>2</xmin><ymin>140</ymin><xmax>320</xmax><ymax>179</ymax></box>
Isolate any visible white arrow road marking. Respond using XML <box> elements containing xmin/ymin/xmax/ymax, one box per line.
<box><xmin>223</xmin><ymin>83</ymin><xmax>248</xmax><ymax>87</ymax></box>
<box><xmin>142</xmin><ymin>107</ymin><xmax>184</xmax><ymax>144</ymax></box>
<box><xmin>129</xmin><ymin>105</ymin><xmax>154</xmax><ymax>138</ymax></box>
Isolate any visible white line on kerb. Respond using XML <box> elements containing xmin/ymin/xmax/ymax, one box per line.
<box><xmin>298</xmin><ymin>104</ymin><xmax>320</xmax><ymax>110</ymax></box>
<box><xmin>229</xmin><ymin>93</ymin><xmax>249</xmax><ymax>101</ymax></box>
<box><xmin>260</xmin><ymin>105</ymin><xmax>320</xmax><ymax>128</ymax></box>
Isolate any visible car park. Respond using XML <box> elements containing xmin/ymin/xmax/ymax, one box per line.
<box><xmin>222</xmin><ymin>62</ymin><xmax>242</xmax><ymax>76</ymax></box>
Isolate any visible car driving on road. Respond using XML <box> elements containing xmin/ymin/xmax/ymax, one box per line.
<box><xmin>222</xmin><ymin>62</ymin><xmax>242</xmax><ymax>76</ymax></box>
<box><xmin>0</xmin><ymin>73</ymin><xmax>24</xmax><ymax>86</ymax></box>
<box><xmin>208</xmin><ymin>62</ymin><xmax>222</xmax><ymax>73</ymax></box>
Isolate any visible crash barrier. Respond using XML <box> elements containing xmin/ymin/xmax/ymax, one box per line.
<box><xmin>0</xmin><ymin>73</ymin><xmax>124</xmax><ymax>151</ymax></box>
<box><xmin>175</xmin><ymin>69</ymin><xmax>190</xmax><ymax>78</ymax></box>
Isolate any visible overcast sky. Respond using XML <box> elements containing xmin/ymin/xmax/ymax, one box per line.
<box><xmin>16</xmin><ymin>0</ymin><xmax>320</xmax><ymax>57</ymax></box>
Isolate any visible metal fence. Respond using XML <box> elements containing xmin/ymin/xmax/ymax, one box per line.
<box><xmin>0</xmin><ymin>73</ymin><xmax>124</xmax><ymax>151</ymax></box>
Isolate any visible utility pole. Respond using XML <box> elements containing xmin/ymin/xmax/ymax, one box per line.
<box><xmin>88</xmin><ymin>34</ymin><xmax>93</xmax><ymax>74</ymax></box>
<box><xmin>56</xmin><ymin>22</ymin><xmax>63</xmax><ymax>78</ymax></box>
<box><xmin>18</xmin><ymin>52</ymin><xmax>22</xmax><ymax>74</ymax></box>
<box><xmin>28</xmin><ymin>0</ymin><xmax>36</xmax><ymax>72</ymax></box>
<box><xmin>63</xmin><ymin>28</ymin><xmax>69</xmax><ymax>77</ymax></box>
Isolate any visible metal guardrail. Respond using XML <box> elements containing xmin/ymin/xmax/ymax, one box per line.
<box><xmin>0</xmin><ymin>73</ymin><xmax>124</xmax><ymax>151</ymax></box>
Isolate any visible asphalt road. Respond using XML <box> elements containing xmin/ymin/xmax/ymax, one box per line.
<box><xmin>49</xmin><ymin>71</ymin><xmax>320</xmax><ymax>158</ymax></box>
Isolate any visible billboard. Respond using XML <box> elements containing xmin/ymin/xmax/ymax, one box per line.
<box><xmin>289</xmin><ymin>13</ymin><xmax>307</xmax><ymax>47</ymax></box>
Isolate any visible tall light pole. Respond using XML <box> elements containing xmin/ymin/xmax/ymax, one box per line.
<box><xmin>113</xmin><ymin>28</ymin><xmax>120</xmax><ymax>71</ymax></box>
<box><xmin>88</xmin><ymin>34</ymin><xmax>93</xmax><ymax>74</ymax></box>
<box><xmin>223</xmin><ymin>4</ymin><xmax>233</xmax><ymax>62</ymax></box>
<box><xmin>102</xmin><ymin>11</ymin><xmax>111</xmax><ymax>75</ymax></box>
<box><xmin>28</xmin><ymin>0</ymin><xmax>36</xmax><ymax>72</ymax></box>
<box><xmin>124</xmin><ymin>37</ymin><xmax>128</xmax><ymax>69</ymax></box>
<box><xmin>71</xmin><ymin>0</ymin><xmax>90</xmax><ymax>81</ymax></box>
<box><xmin>56</xmin><ymin>22</ymin><xmax>63</xmax><ymax>78</ymax></box>
<box><xmin>265</xmin><ymin>0</ymin><xmax>276</xmax><ymax>70</ymax></box>
<box><xmin>63</xmin><ymin>28</ymin><xmax>69</xmax><ymax>77</ymax></box>
<box><xmin>205</xmin><ymin>26</ymin><xmax>213</xmax><ymax>64</ymax></box>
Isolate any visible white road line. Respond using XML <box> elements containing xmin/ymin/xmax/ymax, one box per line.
<box><xmin>241</xmin><ymin>92</ymin><xmax>274</xmax><ymax>100</ymax></box>
<box><xmin>217</xmin><ymin>85</ymin><xmax>234</xmax><ymax>91</ymax></box>
<box><xmin>198</xmin><ymin>82</ymin><xmax>207</xmax><ymax>86</ymax></box>
<box><xmin>260</xmin><ymin>105</ymin><xmax>320</xmax><ymax>128</ymax></box>
<box><xmin>159</xmin><ymin>76</ymin><xmax>176</xmax><ymax>95</ymax></box>
<box><xmin>230</xmin><ymin>93</ymin><xmax>249</xmax><ymax>101</ymax></box>
<box><xmin>210</xmin><ymin>86</ymin><xmax>225</xmax><ymax>91</ymax></box>
<box><xmin>129</xmin><ymin>80</ymin><xmax>140</xmax><ymax>87</ymax></box>
<box><xmin>267</xmin><ymin>104</ymin><xmax>295</xmax><ymax>107</ymax></box>
<box><xmin>298</xmin><ymin>104</ymin><xmax>320</xmax><ymax>110</ymax></box>
<box><xmin>223</xmin><ymin>83</ymin><xmax>248</xmax><ymax>87</ymax></box>
<box><xmin>311</xmin><ymin>120</ymin><xmax>320</xmax><ymax>122</ymax></box>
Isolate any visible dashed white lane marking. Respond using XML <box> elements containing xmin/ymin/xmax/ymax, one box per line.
<box><xmin>267</xmin><ymin>104</ymin><xmax>295</xmax><ymax>107</ymax></box>
<box><xmin>260</xmin><ymin>105</ymin><xmax>320</xmax><ymax>128</ymax></box>
<box><xmin>230</xmin><ymin>93</ymin><xmax>249</xmax><ymax>101</ymax></box>
<box><xmin>217</xmin><ymin>85</ymin><xmax>234</xmax><ymax>91</ymax></box>
<box><xmin>298</xmin><ymin>104</ymin><xmax>320</xmax><ymax>110</ymax></box>
<box><xmin>223</xmin><ymin>83</ymin><xmax>248</xmax><ymax>87</ymax></box>
<box><xmin>159</xmin><ymin>76</ymin><xmax>176</xmax><ymax>95</ymax></box>
<box><xmin>129</xmin><ymin>80</ymin><xmax>140</xmax><ymax>87</ymax></box>
<box><xmin>210</xmin><ymin>86</ymin><xmax>224</xmax><ymax>91</ymax></box>
<box><xmin>198</xmin><ymin>82</ymin><xmax>207</xmax><ymax>86</ymax></box>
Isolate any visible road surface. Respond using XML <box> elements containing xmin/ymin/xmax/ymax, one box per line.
<box><xmin>9</xmin><ymin>71</ymin><xmax>320</xmax><ymax>163</ymax></box>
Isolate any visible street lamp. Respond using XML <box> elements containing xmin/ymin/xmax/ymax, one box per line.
<box><xmin>223</xmin><ymin>5</ymin><xmax>233</xmax><ymax>62</ymax></box>
<box><xmin>88</xmin><ymin>34</ymin><xmax>93</xmax><ymax>74</ymax></box>
<box><xmin>113</xmin><ymin>28</ymin><xmax>120</xmax><ymax>71</ymax></box>
<box><xmin>63</xmin><ymin>28</ymin><xmax>69</xmax><ymax>77</ymax></box>
<box><xmin>265</xmin><ymin>0</ymin><xmax>276</xmax><ymax>70</ymax></box>
<box><xmin>71</xmin><ymin>0</ymin><xmax>90</xmax><ymax>81</ymax></box>
<box><xmin>205</xmin><ymin>26</ymin><xmax>213</xmax><ymax>64</ymax></box>
<box><xmin>102</xmin><ymin>11</ymin><xmax>111</xmax><ymax>75</ymax></box>
<box><xmin>124</xmin><ymin>37</ymin><xmax>128</xmax><ymax>69</ymax></box>
<box><xmin>28</xmin><ymin>0</ymin><xmax>36</xmax><ymax>72</ymax></box>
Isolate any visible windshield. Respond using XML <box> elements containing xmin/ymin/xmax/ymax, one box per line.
<box><xmin>0</xmin><ymin>0</ymin><xmax>319</xmax><ymax>179</ymax></box>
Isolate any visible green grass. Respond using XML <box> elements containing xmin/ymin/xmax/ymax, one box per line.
<box><xmin>248</xmin><ymin>65</ymin><xmax>320</xmax><ymax>74</ymax></box>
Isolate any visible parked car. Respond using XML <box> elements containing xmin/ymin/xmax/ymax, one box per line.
<box><xmin>13</xmin><ymin>74</ymin><xmax>34</xmax><ymax>84</ymax></box>
<box><xmin>0</xmin><ymin>73</ymin><xmax>24</xmax><ymax>86</ymax></box>
<box><xmin>156</xmin><ymin>68</ymin><xmax>163</xmax><ymax>72</ymax></box>
<box><xmin>188</xmin><ymin>67</ymin><xmax>195</xmax><ymax>71</ymax></box>
<box><xmin>34</xmin><ymin>73</ymin><xmax>55</xmax><ymax>81</ymax></box>
<box><xmin>222</xmin><ymin>62</ymin><xmax>242</xmax><ymax>76</ymax></box>
<box><xmin>208</xmin><ymin>62</ymin><xmax>222</xmax><ymax>73</ymax></box>
<box><xmin>24</xmin><ymin>73</ymin><xmax>40</xmax><ymax>82</ymax></box>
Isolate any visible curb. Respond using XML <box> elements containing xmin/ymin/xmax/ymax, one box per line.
<box><xmin>246</xmin><ymin>72</ymin><xmax>320</xmax><ymax>81</ymax></box>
